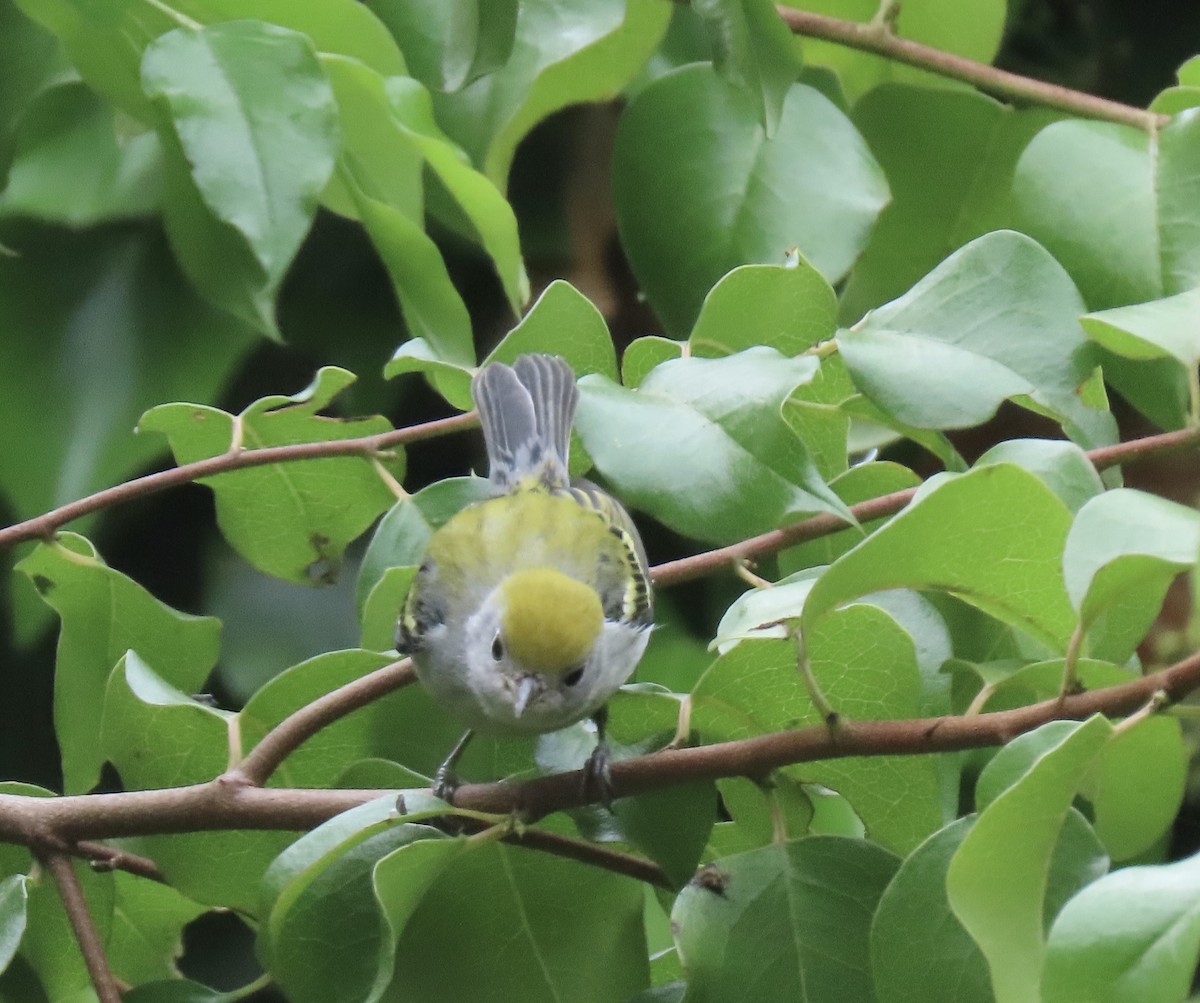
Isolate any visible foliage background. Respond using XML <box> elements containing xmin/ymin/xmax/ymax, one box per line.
<box><xmin>2</xmin><ymin>0</ymin><xmax>1200</xmax><ymax>999</ymax></box>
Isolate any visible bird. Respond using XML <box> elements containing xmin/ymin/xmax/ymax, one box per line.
<box><xmin>396</xmin><ymin>353</ymin><xmax>654</xmax><ymax>803</ymax></box>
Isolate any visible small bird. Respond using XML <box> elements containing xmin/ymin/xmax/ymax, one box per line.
<box><xmin>396</xmin><ymin>353</ymin><xmax>654</xmax><ymax>802</ymax></box>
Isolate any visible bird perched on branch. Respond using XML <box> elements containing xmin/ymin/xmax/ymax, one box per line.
<box><xmin>396</xmin><ymin>353</ymin><xmax>654</xmax><ymax>802</ymax></box>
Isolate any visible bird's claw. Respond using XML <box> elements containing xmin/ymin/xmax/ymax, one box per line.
<box><xmin>582</xmin><ymin>741</ymin><xmax>616</xmax><ymax>809</ymax></box>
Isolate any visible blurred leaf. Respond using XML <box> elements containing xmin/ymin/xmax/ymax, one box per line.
<box><xmin>0</xmin><ymin>82</ymin><xmax>161</xmax><ymax>225</ymax></box>
<box><xmin>143</xmin><ymin>21</ymin><xmax>340</xmax><ymax>336</ymax></box>
<box><xmin>693</xmin><ymin>0</ymin><xmax>802</xmax><ymax>136</ymax></box>
<box><xmin>1009</xmin><ymin>112</ymin><xmax>1200</xmax><ymax>308</ymax></box>
<box><xmin>803</xmin><ymin>464</ymin><xmax>1077</xmax><ymax>651</ymax></box>
<box><xmin>783</xmin><ymin>0</ymin><xmax>1005</xmax><ymax>102</ymax></box>
<box><xmin>843</xmin><ymin>85</ymin><xmax>1056</xmax><ymax>320</ymax></box>
<box><xmin>0</xmin><ymin>2</ymin><xmax>59</xmax><ymax>172</ymax></box>
<box><xmin>141</xmin><ymin>367</ymin><xmax>402</xmax><ymax>585</ymax></box>
<box><xmin>1063</xmin><ymin>488</ymin><xmax>1200</xmax><ymax>663</ymax></box>
<box><xmin>16</xmin><ymin>535</ymin><xmax>220</xmax><ymax>793</ymax></box>
<box><xmin>621</xmin><ymin>337</ymin><xmax>683</xmax><ymax>388</ymax></box>
<box><xmin>946</xmin><ymin>716</ymin><xmax>1113</xmax><ymax>1003</ymax></box>
<box><xmin>672</xmin><ymin>836</ymin><xmax>899</xmax><ymax>1002</ymax></box>
<box><xmin>0</xmin><ymin>876</ymin><xmax>27</xmax><ymax>977</ymax></box>
<box><xmin>838</xmin><ymin>231</ymin><xmax>1117</xmax><ymax>448</ymax></box>
<box><xmin>431</xmin><ymin>0</ymin><xmax>671</xmax><ymax>183</ymax></box>
<box><xmin>688</xmin><ymin>262</ymin><xmax>836</xmax><ymax>358</ymax></box>
<box><xmin>108</xmin><ymin>874</ymin><xmax>206</xmax><ymax>985</ymax></box>
<box><xmin>577</xmin><ymin>350</ymin><xmax>851</xmax><ymax>544</ymax></box>
<box><xmin>367</xmin><ymin>0</ymin><xmax>518</xmax><ymax>92</ymax></box>
<box><xmin>0</xmin><ymin>221</ymin><xmax>255</xmax><ymax>536</ymax></box>
<box><xmin>124</xmin><ymin>981</ymin><xmax>230</xmax><ymax>1002</ymax></box>
<box><xmin>614</xmin><ymin>63</ymin><xmax>888</xmax><ymax>336</ymax></box>
<box><xmin>1043</xmin><ymin>849</ymin><xmax>1200</xmax><ymax>1003</ymax></box>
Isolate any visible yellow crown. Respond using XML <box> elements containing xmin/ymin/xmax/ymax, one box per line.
<box><xmin>500</xmin><ymin>568</ymin><xmax>603</xmax><ymax>673</ymax></box>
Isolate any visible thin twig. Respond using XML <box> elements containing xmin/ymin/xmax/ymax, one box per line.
<box><xmin>500</xmin><ymin>827</ymin><xmax>671</xmax><ymax>888</ymax></box>
<box><xmin>233</xmin><ymin>659</ymin><xmax>416</xmax><ymax>786</ymax></box>
<box><xmin>0</xmin><ymin>411</ymin><xmax>477</xmax><ymax>550</ymax></box>
<box><xmin>74</xmin><ymin>840</ymin><xmax>167</xmax><ymax>883</ymax></box>
<box><xmin>40</xmin><ymin>852</ymin><xmax>121</xmax><ymax>1003</ymax></box>
<box><xmin>777</xmin><ymin>6</ymin><xmax>1166</xmax><ymax>131</ymax></box>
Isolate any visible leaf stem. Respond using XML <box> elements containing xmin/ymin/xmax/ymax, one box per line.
<box><xmin>776</xmin><ymin>6</ymin><xmax>1166</xmax><ymax>132</ymax></box>
<box><xmin>140</xmin><ymin>0</ymin><xmax>203</xmax><ymax>31</ymax></box>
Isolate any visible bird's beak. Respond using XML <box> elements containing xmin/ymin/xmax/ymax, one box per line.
<box><xmin>513</xmin><ymin>675</ymin><xmax>537</xmax><ymax>718</ymax></box>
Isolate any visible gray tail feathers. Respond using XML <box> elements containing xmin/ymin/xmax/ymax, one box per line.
<box><xmin>471</xmin><ymin>354</ymin><xmax>578</xmax><ymax>489</ymax></box>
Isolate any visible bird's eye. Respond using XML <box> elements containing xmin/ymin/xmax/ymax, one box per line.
<box><xmin>491</xmin><ymin>633</ymin><xmax>504</xmax><ymax>661</ymax></box>
<box><xmin>563</xmin><ymin>666</ymin><xmax>584</xmax><ymax>687</ymax></box>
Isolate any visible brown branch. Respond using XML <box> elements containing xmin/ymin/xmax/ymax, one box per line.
<box><xmin>0</xmin><ymin>410</ymin><xmax>477</xmax><ymax>550</ymax></box>
<box><xmin>74</xmin><ymin>840</ymin><xmax>166</xmax><ymax>883</ymax></box>
<box><xmin>233</xmin><ymin>659</ymin><xmax>416</xmax><ymax>787</ymax></box>
<box><xmin>777</xmin><ymin>6</ymin><xmax>1167</xmax><ymax>131</ymax></box>
<box><xmin>498</xmin><ymin>827</ymin><xmax>671</xmax><ymax>888</ymax></box>
<box><xmin>653</xmin><ymin>425</ymin><xmax>1200</xmax><ymax>587</ymax></box>
<box><xmin>40</xmin><ymin>852</ymin><xmax>121</xmax><ymax>1003</ymax></box>
<box><xmin>0</xmin><ymin>646</ymin><xmax>1196</xmax><ymax>855</ymax></box>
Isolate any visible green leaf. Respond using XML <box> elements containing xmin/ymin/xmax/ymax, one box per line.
<box><xmin>0</xmin><ymin>876</ymin><xmax>27</xmax><ymax>977</ymax></box>
<box><xmin>838</xmin><ymin>231</ymin><xmax>1117</xmax><ymax>449</ymax></box>
<box><xmin>694</xmin><ymin>602</ymin><xmax>946</xmax><ymax>854</ymax></box>
<box><xmin>101</xmin><ymin>652</ymin><xmax>292</xmax><ymax>913</ymax></box>
<box><xmin>946</xmin><ymin>716</ymin><xmax>1113</xmax><ymax>1003</ymax></box>
<box><xmin>264</xmin><ymin>814</ymin><xmax>445</xmax><ymax>1003</ymax></box>
<box><xmin>367</xmin><ymin>0</ymin><xmax>518</xmax><ymax>92</ymax></box>
<box><xmin>621</xmin><ymin>337</ymin><xmax>684</xmax><ymax>388</ymax></box>
<box><xmin>143</xmin><ymin>21</ymin><xmax>340</xmax><ymax>335</ymax></box>
<box><xmin>356</xmin><ymin>476</ymin><xmax>493</xmax><ymax>634</ymax></box>
<box><xmin>123</xmin><ymin>981</ymin><xmax>230</xmax><ymax>1002</ymax></box>
<box><xmin>803</xmin><ymin>464</ymin><xmax>1078</xmax><ymax>651</ymax></box>
<box><xmin>777</xmin><ymin>461</ymin><xmax>921</xmax><ymax>574</ymax></box>
<box><xmin>140</xmin><ymin>367</ymin><xmax>402</xmax><ymax>585</ymax></box>
<box><xmin>0</xmin><ymin>82</ymin><xmax>161</xmax><ymax>226</ymax></box>
<box><xmin>21</xmin><ymin>858</ymin><xmax>113</xmax><ymax>1002</ymax></box>
<box><xmin>238</xmin><ymin>649</ymin><xmax>400</xmax><ymax>788</ymax></box>
<box><xmin>693</xmin><ymin>0</ymin><xmax>802</xmax><ymax>136</ymax></box>
<box><xmin>1081</xmin><ymin>288</ymin><xmax>1200</xmax><ymax>415</ymax></box>
<box><xmin>785</xmin><ymin>0</ymin><xmax>1005</xmax><ymax>102</ymax></box>
<box><xmin>872</xmin><ymin>810</ymin><xmax>1107</xmax><ymax>1003</ymax></box>
<box><xmin>576</xmin><ymin>350</ymin><xmax>851</xmax><ymax>544</ymax></box>
<box><xmin>1009</xmin><ymin>112</ymin><xmax>1200</xmax><ymax>308</ymax></box>
<box><xmin>323</xmin><ymin>58</ymin><xmax>527</xmax><ymax>310</ymax></box>
<box><xmin>382</xmin><ymin>840</ymin><xmax>649</xmax><ymax>1002</ymax></box>
<box><xmin>0</xmin><ymin>221</ymin><xmax>255</xmax><ymax>555</ymax></box>
<box><xmin>843</xmin><ymin>85</ymin><xmax>1058</xmax><ymax>320</ymax></box>
<box><xmin>1043</xmin><ymin>849</ymin><xmax>1200</xmax><ymax>1003</ymax></box>
<box><xmin>974</xmin><ymin>439</ymin><xmax>1105</xmax><ymax>514</ymax></box>
<box><xmin>16</xmin><ymin>535</ymin><xmax>220</xmax><ymax>793</ymax></box>
<box><xmin>108</xmin><ymin>873</ymin><xmax>206</xmax><ymax>986</ymax></box>
<box><xmin>688</xmin><ymin>262</ymin><xmax>837</xmax><ymax>358</ymax></box>
<box><xmin>486</xmin><ymin>279</ymin><xmax>618</xmax><ymax>378</ymax></box>
<box><xmin>431</xmin><ymin>0</ymin><xmax>671</xmax><ymax>183</ymax></box>
<box><xmin>781</xmin><ymin>354</ymin><xmax>857</xmax><ymax>481</ymax></box>
<box><xmin>1063</xmin><ymin>488</ymin><xmax>1200</xmax><ymax>663</ymax></box>
<box><xmin>614</xmin><ymin>63</ymin><xmax>888</xmax><ymax>336</ymax></box>
<box><xmin>673</xmin><ymin>836</ymin><xmax>899</xmax><ymax>1002</ymax></box>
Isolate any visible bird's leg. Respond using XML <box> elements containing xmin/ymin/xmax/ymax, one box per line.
<box><xmin>433</xmin><ymin>729</ymin><xmax>475</xmax><ymax>803</ymax></box>
<box><xmin>582</xmin><ymin>705</ymin><xmax>616</xmax><ymax>809</ymax></box>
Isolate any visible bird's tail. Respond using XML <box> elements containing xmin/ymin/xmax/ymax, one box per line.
<box><xmin>471</xmin><ymin>354</ymin><xmax>578</xmax><ymax>490</ymax></box>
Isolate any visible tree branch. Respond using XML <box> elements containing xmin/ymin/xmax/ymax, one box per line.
<box><xmin>73</xmin><ymin>840</ymin><xmax>167</xmax><ymax>883</ymax></box>
<box><xmin>776</xmin><ymin>6</ymin><xmax>1167</xmax><ymax>131</ymax></box>
<box><xmin>0</xmin><ymin>647</ymin><xmax>1196</xmax><ymax>853</ymax></box>
<box><xmin>232</xmin><ymin>658</ymin><xmax>416</xmax><ymax>787</ymax></box>
<box><xmin>40</xmin><ymin>852</ymin><xmax>122</xmax><ymax>1003</ymax></box>
<box><xmin>0</xmin><ymin>410</ymin><xmax>478</xmax><ymax>550</ymax></box>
